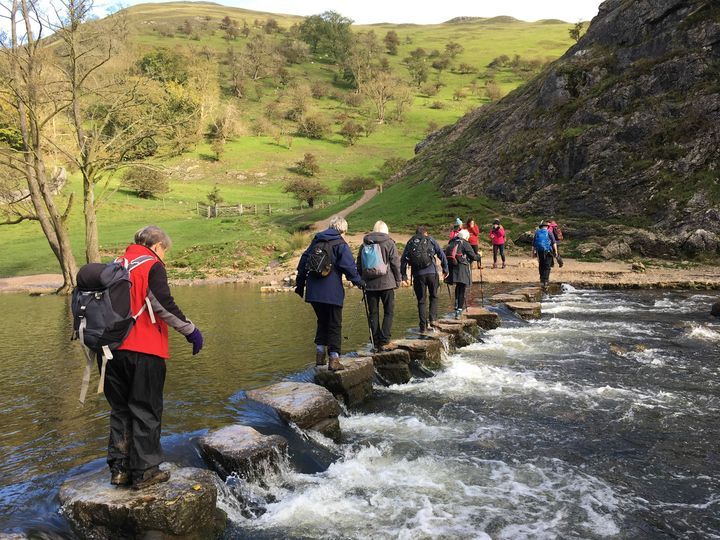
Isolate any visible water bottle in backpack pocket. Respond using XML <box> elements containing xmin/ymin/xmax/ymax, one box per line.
<box><xmin>360</xmin><ymin>243</ymin><xmax>388</xmax><ymax>279</ymax></box>
<box><xmin>71</xmin><ymin>255</ymin><xmax>156</xmax><ymax>403</ymax></box>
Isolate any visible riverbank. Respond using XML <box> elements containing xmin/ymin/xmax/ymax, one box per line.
<box><xmin>2</xmin><ymin>254</ymin><xmax>719</xmax><ymax>294</ymax></box>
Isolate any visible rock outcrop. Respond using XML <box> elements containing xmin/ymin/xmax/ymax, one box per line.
<box><xmin>59</xmin><ymin>464</ymin><xmax>224</xmax><ymax>540</ymax></box>
<box><xmin>246</xmin><ymin>382</ymin><xmax>341</xmax><ymax>441</ymax></box>
<box><xmin>199</xmin><ymin>425</ymin><xmax>287</xmax><ymax>480</ymax></box>
<box><xmin>403</xmin><ymin>0</ymin><xmax>720</xmax><ymax>255</ymax></box>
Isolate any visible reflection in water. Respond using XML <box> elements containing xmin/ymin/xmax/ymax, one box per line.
<box><xmin>2</xmin><ymin>286</ymin><xmax>720</xmax><ymax>538</ymax></box>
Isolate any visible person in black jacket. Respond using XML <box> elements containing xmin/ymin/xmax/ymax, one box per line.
<box><xmin>357</xmin><ymin>221</ymin><xmax>401</xmax><ymax>351</ymax></box>
<box><xmin>445</xmin><ymin>229</ymin><xmax>481</xmax><ymax>317</ymax></box>
<box><xmin>401</xmin><ymin>226</ymin><xmax>449</xmax><ymax>333</ymax></box>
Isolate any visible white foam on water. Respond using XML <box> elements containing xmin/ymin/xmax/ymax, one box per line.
<box><xmin>341</xmin><ymin>412</ymin><xmax>463</xmax><ymax>441</ymax></box>
<box><xmin>686</xmin><ymin>323</ymin><xmax>720</xmax><ymax>342</ymax></box>
<box><xmin>231</xmin><ymin>443</ymin><xmax>623</xmax><ymax>539</ymax></box>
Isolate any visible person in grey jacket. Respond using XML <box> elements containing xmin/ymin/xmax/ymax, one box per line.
<box><xmin>445</xmin><ymin>228</ymin><xmax>480</xmax><ymax>316</ymax></box>
<box><xmin>356</xmin><ymin>221</ymin><xmax>402</xmax><ymax>351</ymax></box>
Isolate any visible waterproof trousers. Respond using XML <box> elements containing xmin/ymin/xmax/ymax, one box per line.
<box><xmin>103</xmin><ymin>350</ymin><xmax>166</xmax><ymax>480</ymax></box>
<box><xmin>311</xmin><ymin>302</ymin><xmax>343</xmax><ymax>355</ymax></box>
<box><xmin>537</xmin><ymin>250</ymin><xmax>554</xmax><ymax>283</ymax></box>
<box><xmin>454</xmin><ymin>283</ymin><xmax>467</xmax><ymax>311</ymax></box>
<box><xmin>493</xmin><ymin>244</ymin><xmax>506</xmax><ymax>264</ymax></box>
<box><xmin>413</xmin><ymin>273</ymin><xmax>439</xmax><ymax>332</ymax></box>
<box><xmin>366</xmin><ymin>289</ymin><xmax>395</xmax><ymax>347</ymax></box>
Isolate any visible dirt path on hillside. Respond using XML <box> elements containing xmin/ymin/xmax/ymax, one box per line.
<box><xmin>312</xmin><ymin>188</ymin><xmax>378</xmax><ymax>231</ymax></box>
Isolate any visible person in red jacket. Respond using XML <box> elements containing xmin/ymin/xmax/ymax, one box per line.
<box><xmin>489</xmin><ymin>219</ymin><xmax>506</xmax><ymax>269</ymax></box>
<box><xmin>465</xmin><ymin>218</ymin><xmax>481</xmax><ymax>269</ymax></box>
<box><xmin>106</xmin><ymin>226</ymin><xmax>204</xmax><ymax>489</ymax></box>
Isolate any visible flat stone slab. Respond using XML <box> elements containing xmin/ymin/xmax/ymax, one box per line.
<box><xmin>199</xmin><ymin>425</ymin><xmax>287</xmax><ymax>480</ymax></box>
<box><xmin>391</xmin><ymin>338</ymin><xmax>443</xmax><ymax>369</ymax></box>
<box><xmin>260</xmin><ymin>286</ymin><xmax>294</xmax><ymax>293</ymax></box>
<box><xmin>433</xmin><ymin>319</ymin><xmax>479</xmax><ymax>347</ymax></box>
<box><xmin>464</xmin><ymin>307</ymin><xmax>501</xmax><ymax>330</ymax></box>
<box><xmin>246</xmin><ymin>382</ymin><xmax>341</xmax><ymax>440</ymax></box>
<box><xmin>491</xmin><ymin>293</ymin><xmax>527</xmax><ymax>303</ymax></box>
<box><xmin>315</xmin><ymin>357</ymin><xmax>374</xmax><ymax>406</ymax></box>
<box><xmin>59</xmin><ymin>464</ymin><xmax>224</xmax><ymax>540</ymax></box>
<box><xmin>509</xmin><ymin>287</ymin><xmax>543</xmax><ymax>302</ymax></box>
<box><xmin>505</xmin><ymin>301</ymin><xmax>542</xmax><ymax>320</ymax></box>
<box><xmin>371</xmin><ymin>349</ymin><xmax>412</xmax><ymax>385</ymax></box>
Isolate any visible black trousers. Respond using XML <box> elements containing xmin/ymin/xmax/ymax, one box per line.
<box><xmin>454</xmin><ymin>283</ymin><xmax>467</xmax><ymax>310</ymax></box>
<box><xmin>413</xmin><ymin>273</ymin><xmax>439</xmax><ymax>331</ymax></box>
<box><xmin>538</xmin><ymin>251</ymin><xmax>553</xmax><ymax>282</ymax></box>
<box><xmin>103</xmin><ymin>350</ymin><xmax>166</xmax><ymax>478</ymax></box>
<box><xmin>493</xmin><ymin>244</ymin><xmax>506</xmax><ymax>263</ymax></box>
<box><xmin>366</xmin><ymin>289</ymin><xmax>395</xmax><ymax>347</ymax></box>
<box><xmin>311</xmin><ymin>302</ymin><xmax>343</xmax><ymax>355</ymax></box>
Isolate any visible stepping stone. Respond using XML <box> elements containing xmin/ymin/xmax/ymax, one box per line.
<box><xmin>464</xmin><ymin>307</ymin><xmax>501</xmax><ymax>330</ymax></box>
<box><xmin>436</xmin><ymin>318</ymin><xmax>479</xmax><ymax>336</ymax></box>
<box><xmin>370</xmin><ymin>349</ymin><xmax>412</xmax><ymax>384</ymax></box>
<box><xmin>712</xmin><ymin>301</ymin><xmax>720</xmax><ymax>317</ymax></box>
<box><xmin>259</xmin><ymin>286</ymin><xmax>294</xmax><ymax>293</ymax></box>
<box><xmin>545</xmin><ymin>282</ymin><xmax>563</xmax><ymax>294</ymax></box>
<box><xmin>391</xmin><ymin>338</ymin><xmax>443</xmax><ymax>369</ymax></box>
<box><xmin>491</xmin><ymin>293</ymin><xmax>526</xmax><ymax>303</ymax></box>
<box><xmin>505</xmin><ymin>301</ymin><xmax>542</xmax><ymax>320</ymax></box>
<box><xmin>246</xmin><ymin>382</ymin><xmax>341</xmax><ymax>441</ymax></box>
<box><xmin>509</xmin><ymin>287</ymin><xmax>543</xmax><ymax>302</ymax></box>
<box><xmin>314</xmin><ymin>357</ymin><xmax>374</xmax><ymax>406</ymax></box>
<box><xmin>433</xmin><ymin>319</ymin><xmax>480</xmax><ymax>347</ymax></box>
<box><xmin>198</xmin><ymin>425</ymin><xmax>287</xmax><ymax>481</ymax></box>
<box><xmin>59</xmin><ymin>464</ymin><xmax>225</xmax><ymax>540</ymax></box>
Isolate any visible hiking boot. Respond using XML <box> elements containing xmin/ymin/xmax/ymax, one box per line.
<box><xmin>328</xmin><ymin>356</ymin><xmax>345</xmax><ymax>371</ymax></box>
<box><xmin>492</xmin><ymin>263</ymin><xmax>497</xmax><ymax>269</ymax></box>
<box><xmin>132</xmin><ymin>466</ymin><xmax>170</xmax><ymax>490</ymax></box>
<box><xmin>315</xmin><ymin>348</ymin><xmax>327</xmax><ymax>366</ymax></box>
<box><xmin>501</xmin><ymin>263</ymin><xmax>506</xmax><ymax>269</ymax></box>
<box><xmin>110</xmin><ymin>467</ymin><xmax>130</xmax><ymax>487</ymax></box>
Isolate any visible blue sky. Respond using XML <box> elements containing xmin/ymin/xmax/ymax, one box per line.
<box><xmin>102</xmin><ymin>0</ymin><xmax>604</xmax><ymax>24</ymax></box>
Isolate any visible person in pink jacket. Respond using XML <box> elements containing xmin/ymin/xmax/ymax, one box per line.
<box><xmin>489</xmin><ymin>219</ymin><xmax>506</xmax><ymax>269</ymax></box>
<box><xmin>465</xmin><ymin>218</ymin><xmax>481</xmax><ymax>269</ymax></box>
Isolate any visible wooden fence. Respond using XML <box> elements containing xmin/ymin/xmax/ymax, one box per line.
<box><xmin>197</xmin><ymin>199</ymin><xmax>331</xmax><ymax>218</ymax></box>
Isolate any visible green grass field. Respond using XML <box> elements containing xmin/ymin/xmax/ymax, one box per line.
<box><xmin>0</xmin><ymin>2</ymin><xmax>577</xmax><ymax>278</ymax></box>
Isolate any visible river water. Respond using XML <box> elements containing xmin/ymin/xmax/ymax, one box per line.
<box><xmin>1</xmin><ymin>285</ymin><xmax>719</xmax><ymax>538</ymax></box>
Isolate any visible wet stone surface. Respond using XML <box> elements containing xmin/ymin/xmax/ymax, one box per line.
<box><xmin>509</xmin><ymin>287</ymin><xmax>544</xmax><ymax>302</ymax></box>
<box><xmin>464</xmin><ymin>307</ymin><xmax>501</xmax><ymax>330</ymax></box>
<box><xmin>314</xmin><ymin>357</ymin><xmax>374</xmax><ymax>407</ymax></box>
<box><xmin>505</xmin><ymin>301</ymin><xmax>542</xmax><ymax>320</ymax></box>
<box><xmin>246</xmin><ymin>382</ymin><xmax>341</xmax><ymax>441</ymax></box>
<box><xmin>370</xmin><ymin>349</ymin><xmax>412</xmax><ymax>385</ymax></box>
<box><xmin>199</xmin><ymin>425</ymin><xmax>287</xmax><ymax>481</ymax></box>
<box><xmin>391</xmin><ymin>338</ymin><xmax>443</xmax><ymax>369</ymax></box>
<box><xmin>59</xmin><ymin>464</ymin><xmax>225</xmax><ymax>540</ymax></box>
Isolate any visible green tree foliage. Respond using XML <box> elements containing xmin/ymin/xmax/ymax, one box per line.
<box><xmin>122</xmin><ymin>167</ymin><xmax>170</xmax><ymax>199</ymax></box>
<box><xmin>220</xmin><ymin>15</ymin><xmax>239</xmax><ymax>40</ymax></box>
<box><xmin>569</xmin><ymin>21</ymin><xmax>585</xmax><ymax>42</ymax></box>
<box><xmin>404</xmin><ymin>48</ymin><xmax>429</xmax><ymax>86</ymax></box>
<box><xmin>339</xmin><ymin>121</ymin><xmax>363</xmax><ymax>145</ymax></box>
<box><xmin>284</xmin><ymin>177</ymin><xmax>329</xmax><ymax>207</ymax></box>
<box><xmin>294</xmin><ymin>152</ymin><xmax>321</xmax><ymax>176</ymax></box>
<box><xmin>207</xmin><ymin>185</ymin><xmax>224</xmax><ymax>205</ymax></box>
<box><xmin>339</xmin><ymin>175</ymin><xmax>375</xmax><ymax>194</ymax></box>
<box><xmin>445</xmin><ymin>41</ymin><xmax>464</xmax><ymax>58</ymax></box>
<box><xmin>384</xmin><ymin>30</ymin><xmax>400</xmax><ymax>55</ymax></box>
<box><xmin>298</xmin><ymin>11</ymin><xmax>353</xmax><ymax>62</ymax></box>
<box><xmin>297</xmin><ymin>113</ymin><xmax>330</xmax><ymax>139</ymax></box>
<box><xmin>378</xmin><ymin>157</ymin><xmax>407</xmax><ymax>180</ymax></box>
<box><xmin>137</xmin><ymin>51</ymin><xmax>188</xmax><ymax>83</ymax></box>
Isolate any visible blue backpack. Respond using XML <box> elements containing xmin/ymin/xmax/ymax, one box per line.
<box><xmin>360</xmin><ymin>243</ymin><xmax>388</xmax><ymax>279</ymax></box>
<box><xmin>533</xmin><ymin>229</ymin><xmax>552</xmax><ymax>252</ymax></box>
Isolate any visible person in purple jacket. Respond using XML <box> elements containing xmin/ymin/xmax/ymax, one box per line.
<box><xmin>295</xmin><ymin>216</ymin><xmax>365</xmax><ymax>371</ymax></box>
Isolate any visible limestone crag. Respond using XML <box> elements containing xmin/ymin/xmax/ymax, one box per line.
<box><xmin>403</xmin><ymin>0</ymin><xmax>720</xmax><ymax>257</ymax></box>
<box><xmin>59</xmin><ymin>464</ymin><xmax>224</xmax><ymax>540</ymax></box>
<box><xmin>246</xmin><ymin>382</ymin><xmax>341</xmax><ymax>441</ymax></box>
<box><xmin>199</xmin><ymin>425</ymin><xmax>287</xmax><ymax>480</ymax></box>
<box><xmin>314</xmin><ymin>357</ymin><xmax>374</xmax><ymax>406</ymax></box>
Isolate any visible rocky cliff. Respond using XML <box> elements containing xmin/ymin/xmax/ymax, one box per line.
<box><xmin>407</xmin><ymin>0</ymin><xmax>720</xmax><ymax>257</ymax></box>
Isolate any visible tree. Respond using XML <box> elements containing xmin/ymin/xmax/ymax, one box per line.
<box><xmin>284</xmin><ymin>177</ymin><xmax>328</xmax><ymax>208</ymax></box>
<box><xmin>405</xmin><ymin>54</ymin><xmax>429</xmax><ymax>86</ymax></box>
<box><xmin>485</xmin><ymin>80</ymin><xmax>503</xmax><ymax>101</ymax></box>
<box><xmin>362</xmin><ymin>71</ymin><xmax>399</xmax><ymax>123</ymax></box>
<box><xmin>210</xmin><ymin>137</ymin><xmax>225</xmax><ymax>161</ymax></box>
<box><xmin>339</xmin><ymin>121</ymin><xmax>362</xmax><ymax>145</ymax></box>
<box><xmin>391</xmin><ymin>83</ymin><xmax>413</xmax><ymax>122</ymax></box>
<box><xmin>220</xmin><ymin>15</ymin><xmax>239</xmax><ymax>41</ymax></box>
<box><xmin>344</xmin><ymin>31</ymin><xmax>383</xmax><ymax>90</ymax></box>
<box><xmin>384</xmin><ymin>30</ymin><xmax>400</xmax><ymax>55</ymax></box>
<box><xmin>298</xmin><ymin>11</ymin><xmax>353</xmax><ymax>62</ymax></box>
<box><xmin>121</xmin><ymin>167</ymin><xmax>170</xmax><ymax>199</ymax></box>
<box><xmin>207</xmin><ymin>185</ymin><xmax>224</xmax><ymax>205</ymax></box>
<box><xmin>445</xmin><ymin>41</ymin><xmax>464</xmax><ymax>59</ymax></box>
<box><xmin>431</xmin><ymin>57</ymin><xmax>451</xmax><ymax>78</ymax></box>
<box><xmin>378</xmin><ymin>157</ymin><xmax>407</xmax><ymax>180</ymax></box>
<box><xmin>0</xmin><ymin>0</ymin><xmax>78</xmax><ymax>291</ymax></box>
<box><xmin>569</xmin><ymin>21</ymin><xmax>585</xmax><ymax>42</ymax></box>
<box><xmin>339</xmin><ymin>176</ymin><xmax>375</xmax><ymax>194</ymax></box>
<box><xmin>297</xmin><ymin>113</ymin><xmax>330</xmax><ymax>139</ymax></box>
<box><xmin>294</xmin><ymin>152</ymin><xmax>320</xmax><ymax>176</ymax></box>
<box><xmin>456</xmin><ymin>63</ymin><xmax>477</xmax><ymax>74</ymax></box>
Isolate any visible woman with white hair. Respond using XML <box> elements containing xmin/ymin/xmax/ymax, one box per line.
<box><xmin>356</xmin><ymin>220</ymin><xmax>402</xmax><ymax>351</ymax></box>
<box><xmin>444</xmin><ymin>228</ymin><xmax>481</xmax><ymax>317</ymax></box>
<box><xmin>295</xmin><ymin>216</ymin><xmax>365</xmax><ymax>371</ymax></box>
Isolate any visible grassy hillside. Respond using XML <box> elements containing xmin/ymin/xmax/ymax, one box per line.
<box><xmin>0</xmin><ymin>2</ymin><xmax>576</xmax><ymax>278</ymax></box>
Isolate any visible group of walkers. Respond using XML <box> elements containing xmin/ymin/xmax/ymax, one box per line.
<box><xmin>77</xmin><ymin>216</ymin><xmax>563</xmax><ymax>492</ymax></box>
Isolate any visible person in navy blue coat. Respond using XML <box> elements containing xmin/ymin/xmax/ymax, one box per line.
<box><xmin>295</xmin><ymin>216</ymin><xmax>365</xmax><ymax>371</ymax></box>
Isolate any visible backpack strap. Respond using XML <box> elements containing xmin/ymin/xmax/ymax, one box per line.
<box><xmin>77</xmin><ymin>319</ymin><xmax>114</xmax><ymax>404</ymax></box>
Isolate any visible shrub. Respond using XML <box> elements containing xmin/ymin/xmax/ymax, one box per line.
<box><xmin>425</xmin><ymin>121</ymin><xmax>439</xmax><ymax>135</ymax></box>
<box><xmin>283</xmin><ymin>177</ymin><xmax>329</xmax><ymax>207</ymax></box>
<box><xmin>485</xmin><ymin>80</ymin><xmax>503</xmax><ymax>101</ymax></box>
<box><xmin>207</xmin><ymin>185</ymin><xmax>224</xmax><ymax>205</ymax></box>
<box><xmin>420</xmin><ymin>82</ymin><xmax>441</xmax><ymax>97</ymax></box>
<box><xmin>294</xmin><ymin>152</ymin><xmax>320</xmax><ymax>176</ymax></box>
<box><xmin>122</xmin><ymin>167</ymin><xmax>169</xmax><ymax>199</ymax></box>
<box><xmin>339</xmin><ymin>176</ymin><xmax>375</xmax><ymax>194</ymax></box>
<box><xmin>311</xmin><ymin>81</ymin><xmax>331</xmax><ymax>99</ymax></box>
<box><xmin>452</xmin><ymin>88</ymin><xmax>467</xmax><ymax>101</ymax></box>
<box><xmin>297</xmin><ymin>114</ymin><xmax>330</xmax><ymax>139</ymax></box>
<box><xmin>344</xmin><ymin>92</ymin><xmax>364</xmax><ymax>108</ymax></box>
<box><xmin>339</xmin><ymin>121</ymin><xmax>363</xmax><ymax>145</ymax></box>
<box><xmin>429</xmin><ymin>100</ymin><xmax>445</xmax><ymax>109</ymax></box>
<box><xmin>378</xmin><ymin>157</ymin><xmax>407</xmax><ymax>179</ymax></box>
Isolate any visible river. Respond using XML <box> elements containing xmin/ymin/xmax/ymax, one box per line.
<box><xmin>1</xmin><ymin>285</ymin><xmax>719</xmax><ymax>538</ymax></box>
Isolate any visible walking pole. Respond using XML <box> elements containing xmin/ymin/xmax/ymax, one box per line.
<box><xmin>478</xmin><ymin>253</ymin><xmax>485</xmax><ymax>306</ymax></box>
<box><xmin>361</xmin><ymin>290</ymin><xmax>375</xmax><ymax>351</ymax></box>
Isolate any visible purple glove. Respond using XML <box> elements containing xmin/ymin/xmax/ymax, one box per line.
<box><xmin>186</xmin><ymin>328</ymin><xmax>204</xmax><ymax>355</ymax></box>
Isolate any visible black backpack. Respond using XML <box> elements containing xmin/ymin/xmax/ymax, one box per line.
<box><xmin>445</xmin><ymin>239</ymin><xmax>467</xmax><ymax>267</ymax></box>
<box><xmin>406</xmin><ymin>235</ymin><xmax>434</xmax><ymax>269</ymax></box>
<box><xmin>306</xmin><ymin>238</ymin><xmax>343</xmax><ymax>278</ymax></box>
<box><xmin>71</xmin><ymin>255</ymin><xmax>156</xmax><ymax>403</ymax></box>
